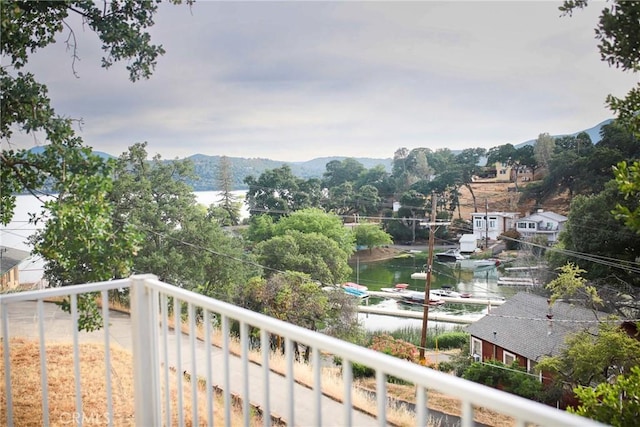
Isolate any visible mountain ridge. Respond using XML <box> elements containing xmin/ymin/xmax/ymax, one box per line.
<box><xmin>21</xmin><ymin>118</ymin><xmax>613</xmax><ymax>190</ymax></box>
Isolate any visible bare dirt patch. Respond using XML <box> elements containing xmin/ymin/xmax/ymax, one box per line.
<box><xmin>457</xmin><ymin>181</ymin><xmax>570</xmax><ymax>219</ymax></box>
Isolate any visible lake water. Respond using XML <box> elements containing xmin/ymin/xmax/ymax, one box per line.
<box><xmin>351</xmin><ymin>256</ymin><xmax>518</xmax><ymax>332</ymax></box>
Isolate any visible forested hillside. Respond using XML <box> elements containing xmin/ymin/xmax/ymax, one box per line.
<box><xmin>182</xmin><ymin>155</ymin><xmax>392</xmax><ymax>191</ymax></box>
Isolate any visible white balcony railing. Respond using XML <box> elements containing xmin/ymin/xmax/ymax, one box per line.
<box><xmin>1</xmin><ymin>274</ymin><xmax>605</xmax><ymax>426</ymax></box>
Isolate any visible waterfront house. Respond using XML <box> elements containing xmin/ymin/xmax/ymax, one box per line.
<box><xmin>515</xmin><ymin>210</ymin><xmax>567</xmax><ymax>244</ymax></box>
<box><xmin>471</xmin><ymin>211</ymin><xmax>519</xmax><ymax>243</ymax></box>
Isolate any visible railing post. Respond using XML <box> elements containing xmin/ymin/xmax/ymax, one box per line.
<box><xmin>130</xmin><ymin>274</ymin><xmax>160</xmax><ymax>426</ymax></box>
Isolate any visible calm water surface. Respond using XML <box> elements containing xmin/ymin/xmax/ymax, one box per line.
<box><xmin>349</xmin><ymin>256</ymin><xmax>518</xmax><ymax>332</ymax></box>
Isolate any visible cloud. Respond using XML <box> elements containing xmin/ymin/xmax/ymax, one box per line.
<box><xmin>4</xmin><ymin>1</ymin><xmax>636</xmax><ymax>161</ymax></box>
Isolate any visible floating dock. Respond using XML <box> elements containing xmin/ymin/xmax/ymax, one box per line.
<box><xmin>357</xmin><ymin>306</ymin><xmax>480</xmax><ymax>324</ymax></box>
<box><xmin>497</xmin><ymin>277</ymin><xmax>538</xmax><ymax>286</ymax></box>
<box><xmin>367</xmin><ymin>291</ymin><xmax>506</xmax><ymax>306</ymax></box>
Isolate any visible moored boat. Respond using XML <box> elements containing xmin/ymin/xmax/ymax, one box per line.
<box><xmin>473</xmin><ymin>258</ymin><xmax>501</xmax><ymax>268</ymax></box>
<box><xmin>342</xmin><ymin>282</ymin><xmax>369</xmax><ymax>291</ymax></box>
<box><xmin>435</xmin><ymin>249</ymin><xmax>467</xmax><ymax>262</ymax></box>
<box><xmin>399</xmin><ymin>291</ymin><xmax>445</xmax><ymax>306</ymax></box>
<box><xmin>380</xmin><ymin>283</ymin><xmax>411</xmax><ymax>293</ymax></box>
<box><xmin>342</xmin><ymin>286</ymin><xmax>369</xmax><ymax>298</ymax></box>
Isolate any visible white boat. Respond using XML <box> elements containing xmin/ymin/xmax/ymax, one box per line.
<box><xmin>399</xmin><ymin>291</ymin><xmax>446</xmax><ymax>306</ymax></box>
<box><xmin>431</xmin><ymin>288</ymin><xmax>462</xmax><ymax>298</ymax></box>
<box><xmin>411</xmin><ymin>271</ymin><xmax>427</xmax><ymax>280</ymax></box>
<box><xmin>473</xmin><ymin>258</ymin><xmax>501</xmax><ymax>268</ymax></box>
<box><xmin>380</xmin><ymin>283</ymin><xmax>411</xmax><ymax>293</ymax></box>
<box><xmin>435</xmin><ymin>249</ymin><xmax>467</xmax><ymax>262</ymax></box>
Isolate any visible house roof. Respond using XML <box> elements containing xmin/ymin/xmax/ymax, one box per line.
<box><xmin>0</xmin><ymin>246</ymin><xmax>31</xmax><ymax>276</ymax></box>
<box><xmin>466</xmin><ymin>292</ymin><xmax>606</xmax><ymax>361</ymax></box>
<box><xmin>519</xmin><ymin>211</ymin><xmax>567</xmax><ymax>223</ymax></box>
<box><xmin>470</xmin><ymin>212</ymin><xmax>519</xmax><ymax>218</ymax></box>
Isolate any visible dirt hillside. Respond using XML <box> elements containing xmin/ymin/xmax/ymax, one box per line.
<box><xmin>456</xmin><ymin>181</ymin><xmax>571</xmax><ymax>219</ymax></box>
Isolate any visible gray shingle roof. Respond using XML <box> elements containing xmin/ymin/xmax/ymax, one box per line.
<box><xmin>466</xmin><ymin>292</ymin><xmax>606</xmax><ymax>361</ymax></box>
<box><xmin>0</xmin><ymin>246</ymin><xmax>31</xmax><ymax>276</ymax></box>
<box><xmin>520</xmin><ymin>211</ymin><xmax>567</xmax><ymax>223</ymax></box>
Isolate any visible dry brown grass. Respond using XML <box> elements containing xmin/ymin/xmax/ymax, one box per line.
<box><xmin>356</xmin><ymin>378</ymin><xmax>515</xmax><ymax>427</ymax></box>
<box><xmin>37</xmin><ymin>297</ymin><xmax>512</xmax><ymax>426</ymax></box>
<box><xmin>0</xmin><ymin>338</ymin><xmax>259</xmax><ymax>427</ymax></box>
<box><xmin>177</xmin><ymin>317</ymin><xmax>511</xmax><ymax>427</ymax></box>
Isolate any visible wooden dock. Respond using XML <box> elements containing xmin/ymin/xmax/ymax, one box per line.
<box><xmin>368</xmin><ymin>291</ymin><xmax>506</xmax><ymax>306</ymax></box>
<box><xmin>496</xmin><ymin>277</ymin><xmax>538</xmax><ymax>286</ymax></box>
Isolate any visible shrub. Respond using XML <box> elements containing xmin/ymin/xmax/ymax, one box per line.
<box><xmin>435</xmin><ymin>331</ymin><xmax>469</xmax><ymax>350</ymax></box>
<box><xmin>462</xmin><ymin>359</ymin><xmax>543</xmax><ymax>400</ymax></box>
<box><xmin>333</xmin><ymin>357</ymin><xmax>375</xmax><ymax>378</ymax></box>
<box><xmin>499</xmin><ymin>229</ymin><xmax>521</xmax><ymax>250</ymax></box>
<box><xmin>369</xmin><ymin>334</ymin><xmax>418</xmax><ymax>362</ymax></box>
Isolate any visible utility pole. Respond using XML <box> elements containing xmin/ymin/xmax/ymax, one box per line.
<box><xmin>485</xmin><ymin>198</ymin><xmax>489</xmax><ymax>250</ymax></box>
<box><xmin>419</xmin><ymin>192</ymin><xmax>437</xmax><ymax>365</ymax></box>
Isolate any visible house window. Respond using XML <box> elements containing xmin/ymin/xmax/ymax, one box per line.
<box><xmin>489</xmin><ymin>217</ymin><xmax>497</xmax><ymax>229</ymax></box>
<box><xmin>517</xmin><ymin>222</ymin><xmax>527</xmax><ymax>229</ymax></box>
<box><xmin>528</xmin><ymin>223</ymin><xmax>536</xmax><ymax>229</ymax></box>
<box><xmin>471</xmin><ymin>337</ymin><xmax>482</xmax><ymax>361</ymax></box>
<box><xmin>474</xmin><ymin>219</ymin><xmax>483</xmax><ymax>229</ymax></box>
<box><xmin>503</xmin><ymin>351</ymin><xmax>517</xmax><ymax>366</ymax></box>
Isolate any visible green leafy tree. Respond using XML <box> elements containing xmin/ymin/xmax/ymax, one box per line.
<box><xmin>1</xmin><ymin>0</ymin><xmax>186</xmax><ymax>225</ymax></box>
<box><xmin>534</xmin><ymin>133</ymin><xmax>556</xmax><ymax>177</ymax></box>
<box><xmin>498</xmin><ymin>229</ymin><xmax>521</xmax><ymax>251</ymax></box>
<box><xmin>325</xmin><ymin>181</ymin><xmax>356</xmax><ymax>215</ymax></box>
<box><xmin>614</xmin><ymin>160</ymin><xmax>640</xmax><ymax>233</ymax></box>
<box><xmin>2</xmin><ymin>1</ymin><xmax>187</xmax><ymax>330</ymax></box>
<box><xmin>322</xmin><ymin>158</ymin><xmax>366</xmax><ymax>188</ymax></box>
<box><xmin>454</xmin><ymin>147</ymin><xmax>486</xmax><ymax>213</ymax></box>
<box><xmin>537</xmin><ymin>322</ymin><xmax>640</xmax><ymax>392</ymax></box>
<box><xmin>551</xmin><ymin>181</ymin><xmax>640</xmax><ymax>291</ymax></box>
<box><xmin>30</xmin><ymin>155</ymin><xmax>142</xmax><ymax>331</ymax></box>
<box><xmin>253</xmin><ymin>232</ymin><xmax>351</xmax><ymax>285</ymax></box>
<box><xmin>545</xmin><ymin>263</ymin><xmax>603</xmax><ymax>308</ymax></box>
<box><xmin>569</xmin><ymin>365</ymin><xmax>640</xmax><ymax>427</ymax></box>
<box><xmin>244</xmin><ymin>165</ymin><xmax>320</xmax><ymax>218</ymax></box>
<box><xmin>353</xmin><ymin>184</ymin><xmax>381</xmax><ymax>216</ymax></box>
<box><xmin>246</xmin><ymin>214</ymin><xmax>276</xmax><ymax>244</ymax></box>
<box><xmin>251</xmin><ymin>208</ymin><xmax>354</xmax><ymax>284</ymax></box>
<box><xmin>426</xmin><ymin>148</ymin><xmax>456</xmax><ymax>176</ymax></box>
<box><xmin>354</xmin><ymin>223</ymin><xmax>393</xmax><ymax>253</ymax></box>
<box><xmin>110</xmin><ymin>143</ymin><xmax>257</xmax><ymax>297</ymax></box>
<box><xmin>210</xmin><ymin>156</ymin><xmax>242</xmax><ymax>226</ymax></box>
<box><xmin>355</xmin><ymin>164</ymin><xmax>393</xmax><ymax>199</ymax></box>
<box><xmin>274</xmin><ymin>208</ymin><xmax>355</xmax><ymax>255</ymax></box>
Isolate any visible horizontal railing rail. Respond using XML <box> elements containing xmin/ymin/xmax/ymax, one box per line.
<box><xmin>1</xmin><ymin>275</ymin><xmax>606</xmax><ymax>426</ymax></box>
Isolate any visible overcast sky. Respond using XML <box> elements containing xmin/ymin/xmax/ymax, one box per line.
<box><xmin>9</xmin><ymin>1</ymin><xmax>638</xmax><ymax>162</ymax></box>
